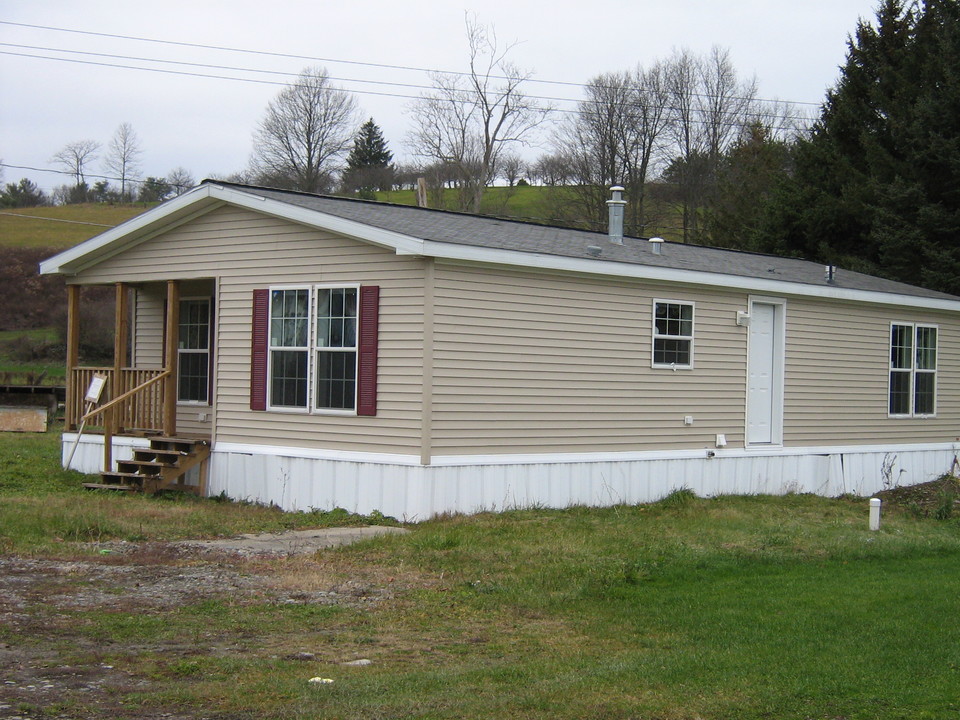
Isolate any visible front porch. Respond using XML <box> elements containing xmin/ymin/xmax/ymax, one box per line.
<box><xmin>64</xmin><ymin>279</ymin><xmax>212</xmax><ymax>494</ymax></box>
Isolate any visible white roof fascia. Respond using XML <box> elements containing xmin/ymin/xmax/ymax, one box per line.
<box><xmin>207</xmin><ymin>185</ymin><xmax>426</xmax><ymax>256</ymax></box>
<box><xmin>420</xmin><ymin>239</ymin><xmax>960</xmax><ymax>312</ymax></box>
<box><xmin>40</xmin><ymin>183</ymin><xmax>426</xmax><ymax>276</ymax></box>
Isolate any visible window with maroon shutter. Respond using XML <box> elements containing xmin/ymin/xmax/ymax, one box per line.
<box><xmin>250</xmin><ymin>285</ymin><xmax>379</xmax><ymax>415</ymax></box>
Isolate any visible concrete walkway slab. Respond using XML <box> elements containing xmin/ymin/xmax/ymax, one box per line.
<box><xmin>177</xmin><ymin>526</ymin><xmax>409</xmax><ymax>555</ymax></box>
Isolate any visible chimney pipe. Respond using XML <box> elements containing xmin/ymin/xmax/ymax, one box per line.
<box><xmin>607</xmin><ymin>186</ymin><xmax>625</xmax><ymax>245</ymax></box>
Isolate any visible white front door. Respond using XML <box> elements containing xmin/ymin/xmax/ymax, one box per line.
<box><xmin>747</xmin><ymin>300</ymin><xmax>784</xmax><ymax>445</ymax></box>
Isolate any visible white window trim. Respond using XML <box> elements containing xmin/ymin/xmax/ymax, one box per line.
<box><xmin>651</xmin><ymin>298</ymin><xmax>695</xmax><ymax>370</ymax></box>
<box><xmin>176</xmin><ymin>296</ymin><xmax>212</xmax><ymax>406</ymax></box>
<box><xmin>888</xmin><ymin>321</ymin><xmax>938</xmax><ymax>419</ymax></box>
<box><xmin>266</xmin><ymin>284</ymin><xmax>360</xmax><ymax>416</ymax></box>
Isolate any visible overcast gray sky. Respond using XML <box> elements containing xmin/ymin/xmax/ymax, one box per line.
<box><xmin>1</xmin><ymin>0</ymin><xmax>880</xmax><ymax>194</ymax></box>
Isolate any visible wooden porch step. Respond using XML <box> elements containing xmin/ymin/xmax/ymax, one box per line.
<box><xmin>117</xmin><ymin>460</ymin><xmax>173</xmax><ymax>472</ymax></box>
<box><xmin>150</xmin><ymin>436</ymin><xmax>209</xmax><ymax>451</ymax></box>
<box><xmin>89</xmin><ymin>435</ymin><xmax>211</xmax><ymax>496</ymax></box>
<box><xmin>101</xmin><ymin>470</ymin><xmax>160</xmax><ymax>481</ymax></box>
<box><xmin>133</xmin><ymin>448</ymin><xmax>189</xmax><ymax>461</ymax></box>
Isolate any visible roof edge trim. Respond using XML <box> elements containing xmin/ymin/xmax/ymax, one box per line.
<box><xmin>421</xmin><ymin>240</ymin><xmax>960</xmax><ymax>311</ymax></box>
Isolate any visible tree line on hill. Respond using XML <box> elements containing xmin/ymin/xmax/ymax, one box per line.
<box><xmin>5</xmin><ymin>0</ymin><xmax>958</xmax><ymax>295</ymax></box>
<box><xmin>1</xmin><ymin>122</ymin><xmax>196</xmax><ymax>209</ymax></box>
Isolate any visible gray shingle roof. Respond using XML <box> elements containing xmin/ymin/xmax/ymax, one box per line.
<box><xmin>214</xmin><ymin>181</ymin><xmax>958</xmax><ymax>302</ymax></box>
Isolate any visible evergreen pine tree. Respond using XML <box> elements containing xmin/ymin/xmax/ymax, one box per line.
<box><xmin>347</xmin><ymin>118</ymin><xmax>393</xmax><ymax>169</ymax></box>
<box><xmin>344</xmin><ymin>119</ymin><xmax>394</xmax><ymax>196</ymax></box>
<box><xmin>760</xmin><ymin>0</ymin><xmax>960</xmax><ymax>293</ymax></box>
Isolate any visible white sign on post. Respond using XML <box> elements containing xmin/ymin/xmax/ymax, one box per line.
<box><xmin>85</xmin><ymin>375</ymin><xmax>107</xmax><ymax>404</ymax></box>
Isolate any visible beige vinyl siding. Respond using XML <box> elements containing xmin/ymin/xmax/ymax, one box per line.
<box><xmin>75</xmin><ymin>206</ymin><xmax>427</xmax><ymax>455</ymax></box>
<box><xmin>429</xmin><ymin>262</ymin><xmax>749</xmax><ymax>455</ymax></box>
<box><xmin>132</xmin><ymin>285</ymin><xmax>164</xmax><ymax>368</ymax></box>
<box><xmin>784</xmin><ymin>297</ymin><xmax>960</xmax><ymax>445</ymax></box>
<box><xmin>71</xmin><ymin>202</ymin><xmax>960</xmax><ymax>460</ymax></box>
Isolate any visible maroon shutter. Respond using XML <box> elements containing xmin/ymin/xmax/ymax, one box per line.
<box><xmin>250</xmin><ymin>289</ymin><xmax>269</xmax><ymax>411</ymax></box>
<box><xmin>357</xmin><ymin>285</ymin><xmax>379</xmax><ymax>416</ymax></box>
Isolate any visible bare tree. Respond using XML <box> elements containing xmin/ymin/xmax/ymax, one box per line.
<box><xmin>750</xmin><ymin>98</ymin><xmax>812</xmax><ymax>142</ymax></box>
<box><xmin>555</xmin><ymin>64</ymin><xmax>672</xmax><ymax>235</ymax></box>
<box><xmin>167</xmin><ymin>166</ymin><xmax>196</xmax><ymax>196</ymax></box>
<box><xmin>528</xmin><ymin>152</ymin><xmax>573</xmax><ymax>187</ymax></box>
<box><xmin>250</xmin><ymin>66</ymin><xmax>359</xmax><ymax>193</ymax></box>
<box><xmin>698</xmin><ymin>47</ymin><xmax>758</xmax><ymax>163</ymax></box>
<box><xmin>498</xmin><ymin>153</ymin><xmax>524</xmax><ymax>186</ymax></box>
<box><xmin>103</xmin><ymin>123</ymin><xmax>143</xmax><ymax>201</ymax></box>
<box><xmin>51</xmin><ymin>140</ymin><xmax>100</xmax><ymax>185</ymax></box>
<box><xmin>666</xmin><ymin>47</ymin><xmax>758</xmax><ymax>242</ymax></box>
<box><xmin>408</xmin><ymin>16</ymin><xmax>551</xmax><ymax>213</ymax></box>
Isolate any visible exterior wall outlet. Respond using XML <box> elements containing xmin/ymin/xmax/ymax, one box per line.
<box><xmin>716</xmin><ymin>434</ymin><xmax>727</xmax><ymax>447</ymax></box>
<box><xmin>684</xmin><ymin>415</ymin><xmax>694</xmax><ymax>426</ymax></box>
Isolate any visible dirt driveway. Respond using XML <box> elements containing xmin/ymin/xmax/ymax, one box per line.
<box><xmin>0</xmin><ymin>527</ymin><xmax>409</xmax><ymax>720</ymax></box>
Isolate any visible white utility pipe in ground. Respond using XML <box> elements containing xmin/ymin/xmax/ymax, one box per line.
<box><xmin>869</xmin><ymin>498</ymin><xmax>882</xmax><ymax>531</ymax></box>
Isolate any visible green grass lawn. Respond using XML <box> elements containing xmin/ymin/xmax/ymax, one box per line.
<box><xmin>1</xmin><ymin>430</ymin><xmax>959</xmax><ymax>718</ymax></box>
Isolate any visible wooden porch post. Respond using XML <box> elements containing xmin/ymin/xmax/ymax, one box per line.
<box><xmin>112</xmin><ymin>282</ymin><xmax>129</xmax><ymax>431</ymax></box>
<box><xmin>163</xmin><ymin>280</ymin><xmax>180</xmax><ymax>436</ymax></box>
<box><xmin>65</xmin><ymin>285</ymin><xmax>81</xmax><ymax>430</ymax></box>
<box><xmin>103</xmin><ymin>282</ymin><xmax>129</xmax><ymax>472</ymax></box>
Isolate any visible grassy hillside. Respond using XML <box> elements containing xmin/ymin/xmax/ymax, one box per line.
<box><xmin>0</xmin><ymin>203</ymin><xmax>155</xmax><ymax>249</ymax></box>
<box><xmin>375</xmin><ymin>184</ymin><xmax>554</xmax><ymax>222</ymax></box>
<box><xmin>375</xmin><ymin>185</ymin><xmax>683</xmax><ymax>236</ymax></box>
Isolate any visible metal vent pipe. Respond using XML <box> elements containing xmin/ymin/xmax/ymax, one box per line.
<box><xmin>607</xmin><ymin>186</ymin><xmax>625</xmax><ymax>245</ymax></box>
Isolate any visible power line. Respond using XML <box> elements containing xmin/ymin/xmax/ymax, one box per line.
<box><xmin>0</xmin><ymin>49</ymin><xmax>814</xmax><ymax>128</ymax></box>
<box><xmin>0</xmin><ymin>211</ymin><xmax>115</xmax><ymax>228</ymax></box>
<box><xmin>0</xmin><ymin>19</ymin><xmax>823</xmax><ymax>108</ymax></box>
<box><xmin>1</xmin><ymin>162</ymin><xmax>182</xmax><ymax>187</ymax></box>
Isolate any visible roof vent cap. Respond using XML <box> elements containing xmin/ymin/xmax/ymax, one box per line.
<box><xmin>587</xmin><ymin>245</ymin><xmax>603</xmax><ymax>257</ymax></box>
<box><xmin>649</xmin><ymin>237</ymin><xmax>664</xmax><ymax>255</ymax></box>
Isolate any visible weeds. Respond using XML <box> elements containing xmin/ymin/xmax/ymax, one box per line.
<box><xmin>934</xmin><ymin>485</ymin><xmax>957</xmax><ymax>520</ymax></box>
<box><xmin>656</xmin><ymin>486</ymin><xmax>698</xmax><ymax>508</ymax></box>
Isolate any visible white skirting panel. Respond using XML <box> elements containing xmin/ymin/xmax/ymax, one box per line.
<box><xmin>60</xmin><ymin>436</ymin><xmax>958</xmax><ymax>520</ymax></box>
<box><xmin>62</xmin><ymin>433</ymin><xmax>151</xmax><ymax>474</ymax></box>
<box><xmin>199</xmin><ymin>442</ymin><xmax>959</xmax><ymax>522</ymax></box>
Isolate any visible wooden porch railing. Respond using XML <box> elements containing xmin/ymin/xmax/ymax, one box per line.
<box><xmin>68</xmin><ymin>367</ymin><xmax>169</xmax><ymax>433</ymax></box>
<box><xmin>74</xmin><ymin>368</ymin><xmax>172</xmax><ymax>474</ymax></box>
